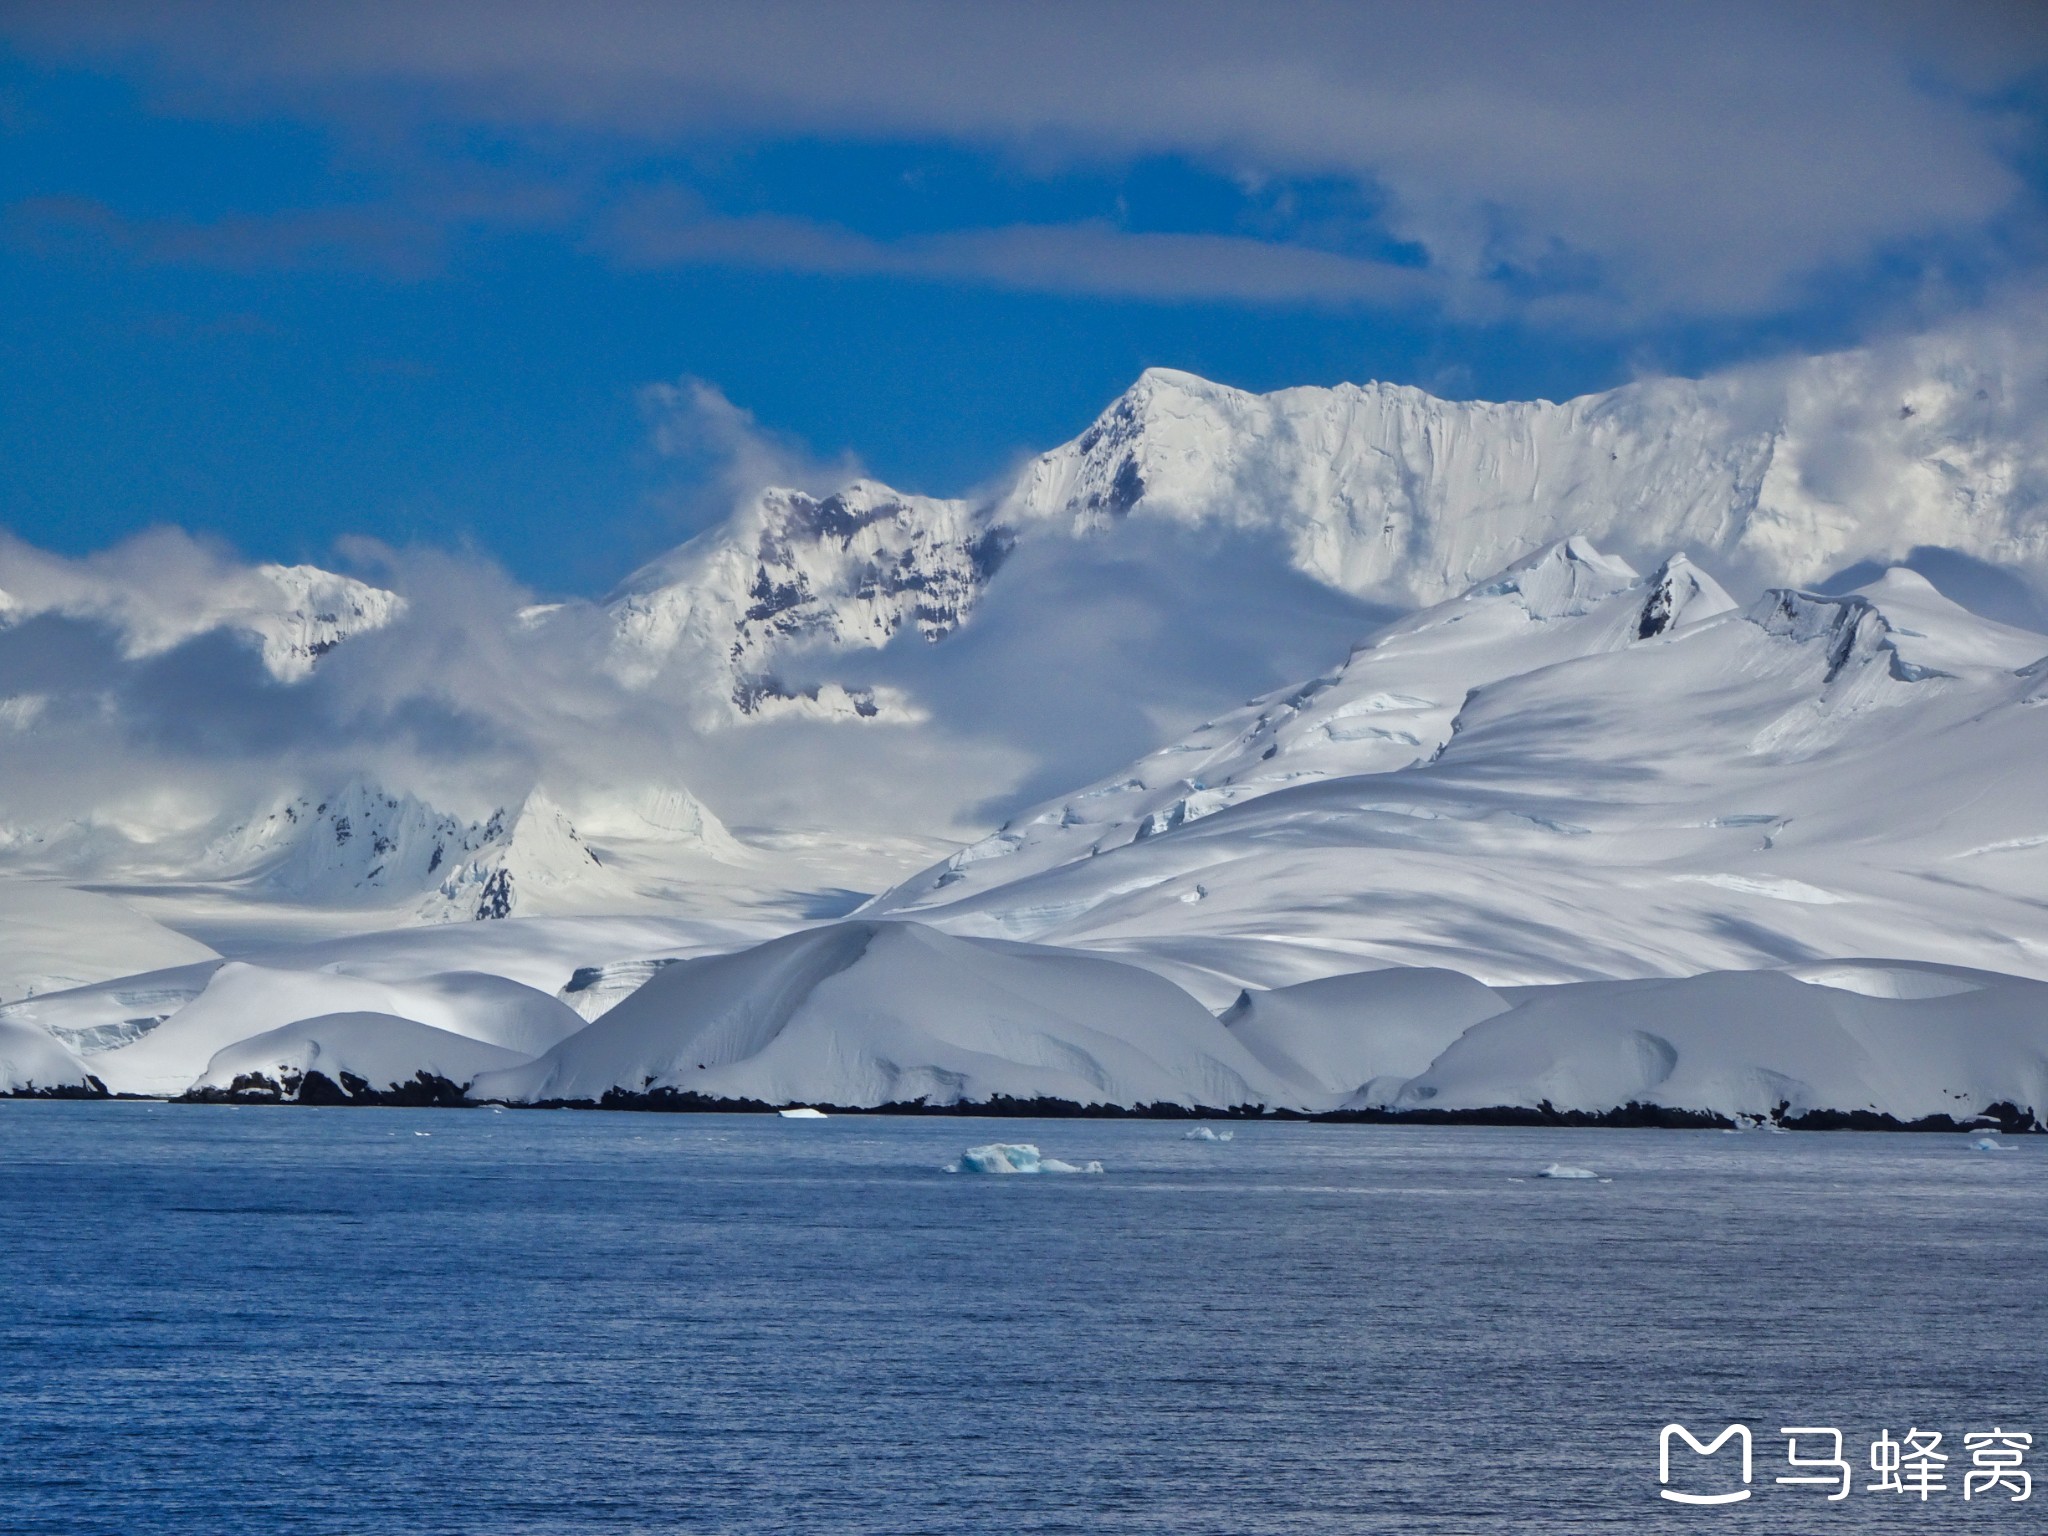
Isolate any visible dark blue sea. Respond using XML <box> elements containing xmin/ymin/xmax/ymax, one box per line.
<box><xmin>3</xmin><ymin>1104</ymin><xmax>2042</xmax><ymax>1533</ymax></box>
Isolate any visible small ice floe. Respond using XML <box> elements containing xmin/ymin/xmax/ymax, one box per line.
<box><xmin>1183</xmin><ymin>1126</ymin><xmax>1234</xmax><ymax>1142</ymax></box>
<box><xmin>1968</xmin><ymin>1134</ymin><xmax>2016</xmax><ymax>1153</ymax></box>
<box><xmin>1535</xmin><ymin>1163</ymin><xmax>1599</xmax><ymax>1180</ymax></box>
<box><xmin>947</xmin><ymin>1142</ymin><xmax>1104</xmax><ymax>1175</ymax></box>
<box><xmin>413</xmin><ymin>1131</ymin><xmax>431</xmax><ymax>1137</ymax></box>
<box><xmin>778</xmin><ymin>1106</ymin><xmax>828</xmax><ymax>1120</ymax></box>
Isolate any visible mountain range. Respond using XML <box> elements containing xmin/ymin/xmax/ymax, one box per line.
<box><xmin>6</xmin><ymin>324</ymin><xmax>2048</xmax><ymax>1124</ymax></box>
<box><xmin>5</xmin><ymin>320</ymin><xmax>2047</xmax><ymax>931</ymax></box>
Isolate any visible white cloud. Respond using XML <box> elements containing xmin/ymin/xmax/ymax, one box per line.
<box><xmin>9</xmin><ymin>1</ymin><xmax>2044</xmax><ymax>322</ymax></box>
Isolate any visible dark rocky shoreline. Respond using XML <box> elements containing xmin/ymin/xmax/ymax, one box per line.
<box><xmin>12</xmin><ymin>1081</ymin><xmax>2041</xmax><ymax>1132</ymax></box>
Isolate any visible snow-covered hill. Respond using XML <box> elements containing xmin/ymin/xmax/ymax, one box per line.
<box><xmin>186</xmin><ymin>1012</ymin><xmax>535</xmax><ymax>1105</ymax></box>
<box><xmin>8</xmin><ymin>909</ymin><xmax>2045</xmax><ymax>1128</ymax></box>
<box><xmin>471</xmin><ymin>919</ymin><xmax>1286</xmax><ymax>1110</ymax></box>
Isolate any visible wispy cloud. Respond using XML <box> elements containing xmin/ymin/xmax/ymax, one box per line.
<box><xmin>598</xmin><ymin>193</ymin><xmax>1440</xmax><ymax>310</ymax></box>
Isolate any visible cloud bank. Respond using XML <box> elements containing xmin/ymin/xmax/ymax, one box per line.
<box><xmin>8</xmin><ymin>1</ymin><xmax>2046</xmax><ymax>324</ymax></box>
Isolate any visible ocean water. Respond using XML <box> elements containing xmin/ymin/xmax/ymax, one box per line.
<box><xmin>2</xmin><ymin>1104</ymin><xmax>2042</xmax><ymax>1534</ymax></box>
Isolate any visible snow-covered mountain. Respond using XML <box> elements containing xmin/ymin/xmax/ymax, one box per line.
<box><xmin>606</xmin><ymin>481</ymin><xmax>1013</xmax><ymax>720</ymax></box>
<box><xmin>867</xmin><ymin>538</ymin><xmax>2048</xmax><ymax>1000</ymax></box>
<box><xmin>197</xmin><ymin>779</ymin><xmax>735</xmax><ymax>921</ymax></box>
<box><xmin>1000</xmin><ymin>357</ymin><xmax>2048</xmax><ymax>601</ymax></box>
<box><xmin>10</xmin><ymin>320</ymin><xmax>2048</xmax><ymax>1121</ymax></box>
<box><xmin>0</xmin><ymin>542</ymin><xmax>402</xmax><ymax>681</ymax></box>
<box><xmin>600</xmin><ymin>329</ymin><xmax>2048</xmax><ymax>713</ymax></box>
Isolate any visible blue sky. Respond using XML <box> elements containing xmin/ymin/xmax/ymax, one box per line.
<box><xmin>4</xmin><ymin>2</ymin><xmax>2047</xmax><ymax>593</ymax></box>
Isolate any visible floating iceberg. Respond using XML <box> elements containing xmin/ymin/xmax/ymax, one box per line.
<box><xmin>777</xmin><ymin>1106</ymin><xmax>827</xmax><ymax>1119</ymax></box>
<box><xmin>1968</xmin><ymin>1135</ymin><xmax>2015</xmax><ymax>1153</ymax></box>
<box><xmin>947</xmin><ymin>1142</ymin><xmax>1104</xmax><ymax>1175</ymax></box>
<box><xmin>1183</xmin><ymin>1126</ymin><xmax>1234</xmax><ymax>1141</ymax></box>
<box><xmin>1536</xmin><ymin>1163</ymin><xmax>1600</xmax><ymax>1180</ymax></box>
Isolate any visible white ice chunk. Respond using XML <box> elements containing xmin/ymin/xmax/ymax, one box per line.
<box><xmin>1535</xmin><ymin>1163</ymin><xmax>1600</xmax><ymax>1179</ymax></box>
<box><xmin>1182</xmin><ymin>1126</ymin><xmax>1234</xmax><ymax>1141</ymax></box>
<box><xmin>947</xmin><ymin>1142</ymin><xmax>1104</xmax><ymax>1175</ymax></box>
<box><xmin>777</xmin><ymin>1106</ymin><xmax>828</xmax><ymax>1119</ymax></box>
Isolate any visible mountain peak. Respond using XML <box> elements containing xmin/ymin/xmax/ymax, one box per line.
<box><xmin>1464</xmin><ymin>537</ymin><xmax>1640</xmax><ymax>620</ymax></box>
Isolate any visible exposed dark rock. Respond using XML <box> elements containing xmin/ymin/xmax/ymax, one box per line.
<box><xmin>3</xmin><ymin>1077</ymin><xmax>110</xmax><ymax>1101</ymax></box>
<box><xmin>473</xmin><ymin>868</ymin><xmax>514</xmax><ymax>920</ymax></box>
<box><xmin>181</xmin><ymin>1068</ymin><xmax>474</xmax><ymax>1108</ymax></box>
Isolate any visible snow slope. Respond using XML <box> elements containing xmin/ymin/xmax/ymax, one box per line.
<box><xmin>0</xmin><ymin>883</ymin><xmax>218</xmax><ymax>1004</ymax></box>
<box><xmin>0</xmin><ymin>960</ymin><xmax>222</xmax><ymax>1055</ymax></box>
<box><xmin>868</xmin><ymin>540</ymin><xmax>2048</xmax><ymax>997</ymax></box>
<box><xmin>190</xmin><ymin>1012</ymin><xmax>533</xmax><ymax>1102</ymax></box>
<box><xmin>0</xmin><ymin>1016</ymin><xmax>102</xmax><ymax>1095</ymax></box>
<box><xmin>1222</xmin><ymin>967</ymin><xmax>1511</xmax><ymax>1101</ymax></box>
<box><xmin>472</xmin><ymin>919</ymin><xmax>1287</xmax><ymax>1110</ymax></box>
